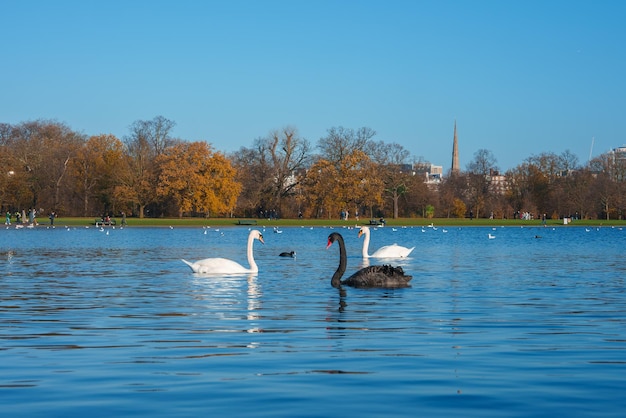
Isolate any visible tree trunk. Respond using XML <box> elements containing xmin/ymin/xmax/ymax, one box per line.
<box><xmin>83</xmin><ymin>193</ymin><xmax>89</xmax><ymax>217</ymax></box>
<box><xmin>54</xmin><ymin>156</ymin><xmax>70</xmax><ymax>210</ymax></box>
<box><xmin>392</xmin><ymin>192</ymin><xmax>399</xmax><ymax>219</ymax></box>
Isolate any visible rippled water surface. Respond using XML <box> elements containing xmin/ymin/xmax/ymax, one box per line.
<box><xmin>1</xmin><ymin>224</ymin><xmax>625</xmax><ymax>417</ymax></box>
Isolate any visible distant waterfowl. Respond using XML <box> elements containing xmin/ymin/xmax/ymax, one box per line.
<box><xmin>488</xmin><ymin>233</ymin><xmax>496</xmax><ymax>239</ymax></box>
<box><xmin>358</xmin><ymin>226</ymin><xmax>414</xmax><ymax>258</ymax></box>
<box><xmin>182</xmin><ymin>230</ymin><xmax>264</xmax><ymax>274</ymax></box>
<box><xmin>327</xmin><ymin>232</ymin><xmax>412</xmax><ymax>289</ymax></box>
<box><xmin>279</xmin><ymin>251</ymin><xmax>296</xmax><ymax>258</ymax></box>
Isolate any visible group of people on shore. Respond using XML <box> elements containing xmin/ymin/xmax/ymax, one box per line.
<box><xmin>340</xmin><ymin>209</ymin><xmax>360</xmax><ymax>221</ymax></box>
<box><xmin>98</xmin><ymin>212</ymin><xmax>127</xmax><ymax>226</ymax></box>
<box><xmin>4</xmin><ymin>208</ymin><xmax>49</xmax><ymax>226</ymax></box>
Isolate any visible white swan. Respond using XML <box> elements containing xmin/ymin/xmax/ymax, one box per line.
<box><xmin>182</xmin><ymin>230</ymin><xmax>264</xmax><ymax>274</ymax></box>
<box><xmin>358</xmin><ymin>225</ymin><xmax>414</xmax><ymax>258</ymax></box>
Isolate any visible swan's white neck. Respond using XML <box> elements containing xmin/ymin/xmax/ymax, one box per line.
<box><xmin>361</xmin><ymin>228</ymin><xmax>371</xmax><ymax>257</ymax></box>
<box><xmin>247</xmin><ymin>232</ymin><xmax>258</xmax><ymax>272</ymax></box>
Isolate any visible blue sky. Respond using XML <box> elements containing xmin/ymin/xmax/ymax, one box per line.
<box><xmin>3</xmin><ymin>1</ymin><xmax>625</xmax><ymax>172</ymax></box>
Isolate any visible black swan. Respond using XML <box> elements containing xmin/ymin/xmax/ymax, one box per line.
<box><xmin>279</xmin><ymin>251</ymin><xmax>296</xmax><ymax>257</ymax></box>
<box><xmin>326</xmin><ymin>232</ymin><xmax>412</xmax><ymax>289</ymax></box>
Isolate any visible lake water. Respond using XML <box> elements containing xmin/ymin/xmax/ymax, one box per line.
<box><xmin>1</xmin><ymin>224</ymin><xmax>625</xmax><ymax>417</ymax></box>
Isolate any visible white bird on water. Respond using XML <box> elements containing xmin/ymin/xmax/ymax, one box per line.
<box><xmin>358</xmin><ymin>225</ymin><xmax>414</xmax><ymax>258</ymax></box>
<box><xmin>182</xmin><ymin>229</ymin><xmax>264</xmax><ymax>274</ymax></box>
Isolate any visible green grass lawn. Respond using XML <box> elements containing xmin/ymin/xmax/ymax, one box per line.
<box><xmin>48</xmin><ymin>216</ymin><xmax>626</xmax><ymax>228</ymax></box>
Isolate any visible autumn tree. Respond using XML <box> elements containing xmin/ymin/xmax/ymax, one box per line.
<box><xmin>369</xmin><ymin>141</ymin><xmax>413</xmax><ymax>219</ymax></box>
<box><xmin>155</xmin><ymin>141</ymin><xmax>241</xmax><ymax>218</ymax></box>
<box><xmin>117</xmin><ymin>116</ymin><xmax>177</xmax><ymax>217</ymax></box>
<box><xmin>402</xmin><ymin>170</ymin><xmax>434</xmax><ymax>218</ymax></box>
<box><xmin>300</xmin><ymin>157</ymin><xmax>338</xmax><ymax>218</ymax></box>
<box><xmin>452</xmin><ymin>197</ymin><xmax>467</xmax><ymax>218</ymax></box>
<box><xmin>437</xmin><ymin>172</ymin><xmax>465</xmax><ymax>218</ymax></box>
<box><xmin>589</xmin><ymin>152</ymin><xmax>626</xmax><ymax>219</ymax></box>
<box><xmin>312</xmin><ymin>126</ymin><xmax>382</xmax><ymax>218</ymax></box>
<box><xmin>318</xmin><ymin>126</ymin><xmax>376</xmax><ymax>165</ymax></box>
<box><xmin>69</xmin><ymin>134</ymin><xmax>127</xmax><ymax>216</ymax></box>
<box><xmin>130</xmin><ymin>115</ymin><xmax>177</xmax><ymax>156</ymax></box>
<box><xmin>466</xmin><ymin>149</ymin><xmax>499</xmax><ymax>218</ymax></box>
<box><xmin>232</xmin><ymin>127</ymin><xmax>311</xmax><ymax>218</ymax></box>
<box><xmin>506</xmin><ymin>151</ymin><xmax>582</xmax><ymax>219</ymax></box>
<box><xmin>0</xmin><ymin>124</ymin><xmax>31</xmax><ymax>212</ymax></box>
<box><xmin>4</xmin><ymin>120</ymin><xmax>84</xmax><ymax>214</ymax></box>
<box><xmin>505</xmin><ymin>163</ymin><xmax>540</xmax><ymax>218</ymax></box>
<box><xmin>301</xmin><ymin>150</ymin><xmax>382</xmax><ymax>219</ymax></box>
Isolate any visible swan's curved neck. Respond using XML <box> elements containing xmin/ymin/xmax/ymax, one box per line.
<box><xmin>247</xmin><ymin>233</ymin><xmax>258</xmax><ymax>272</ymax></box>
<box><xmin>361</xmin><ymin>229</ymin><xmax>371</xmax><ymax>257</ymax></box>
<box><xmin>332</xmin><ymin>235</ymin><xmax>347</xmax><ymax>288</ymax></box>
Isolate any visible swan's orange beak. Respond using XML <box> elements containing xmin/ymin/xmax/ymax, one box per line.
<box><xmin>358</xmin><ymin>229</ymin><xmax>364</xmax><ymax>238</ymax></box>
<box><xmin>326</xmin><ymin>238</ymin><xmax>333</xmax><ymax>249</ymax></box>
<box><xmin>258</xmin><ymin>235</ymin><xmax>265</xmax><ymax>244</ymax></box>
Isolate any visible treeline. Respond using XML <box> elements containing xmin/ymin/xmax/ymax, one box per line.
<box><xmin>1</xmin><ymin>116</ymin><xmax>624</xmax><ymax>221</ymax></box>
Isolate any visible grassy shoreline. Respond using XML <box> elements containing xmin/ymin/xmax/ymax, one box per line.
<box><xmin>47</xmin><ymin>216</ymin><xmax>626</xmax><ymax>228</ymax></box>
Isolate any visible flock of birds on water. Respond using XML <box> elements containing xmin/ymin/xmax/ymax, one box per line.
<box><xmin>6</xmin><ymin>221</ymin><xmax>414</xmax><ymax>289</ymax></box>
<box><xmin>177</xmin><ymin>222</ymin><xmax>622</xmax><ymax>288</ymax></box>
<box><xmin>181</xmin><ymin>225</ymin><xmax>414</xmax><ymax>289</ymax></box>
<box><xmin>7</xmin><ymin>221</ymin><xmax>622</xmax><ymax>289</ymax></box>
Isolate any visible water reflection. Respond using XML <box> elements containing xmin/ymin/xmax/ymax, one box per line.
<box><xmin>1</xmin><ymin>226</ymin><xmax>625</xmax><ymax>417</ymax></box>
<box><xmin>191</xmin><ymin>273</ymin><xmax>262</xmax><ymax>335</ymax></box>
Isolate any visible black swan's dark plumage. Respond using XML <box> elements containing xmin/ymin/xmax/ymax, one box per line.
<box><xmin>326</xmin><ymin>232</ymin><xmax>412</xmax><ymax>289</ymax></box>
<box><xmin>279</xmin><ymin>251</ymin><xmax>296</xmax><ymax>257</ymax></box>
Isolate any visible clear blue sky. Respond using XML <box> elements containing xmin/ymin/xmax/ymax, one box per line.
<box><xmin>3</xmin><ymin>0</ymin><xmax>625</xmax><ymax>172</ymax></box>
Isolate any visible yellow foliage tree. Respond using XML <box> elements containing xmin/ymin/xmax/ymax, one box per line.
<box><xmin>155</xmin><ymin>142</ymin><xmax>241</xmax><ymax>217</ymax></box>
<box><xmin>453</xmin><ymin>198</ymin><xmax>467</xmax><ymax>218</ymax></box>
<box><xmin>302</xmin><ymin>150</ymin><xmax>383</xmax><ymax>219</ymax></box>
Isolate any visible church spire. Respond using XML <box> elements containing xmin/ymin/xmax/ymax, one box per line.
<box><xmin>451</xmin><ymin>120</ymin><xmax>459</xmax><ymax>174</ymax></box>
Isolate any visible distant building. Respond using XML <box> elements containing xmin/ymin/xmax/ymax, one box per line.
<box><xmin>413</xmin><ymin>161</ymin><xmax>443</xmax><ymax>186</ymax></box>
<box><xmin>609</xmin><ymin>146</ymin><xmax>626</xmax><ymax>162</ymax></box>
<box><xmin>487</xmin><ymin>169</ymin><xmax>508</xmax><ymax>194</ymax></box>
<box><xmin>428</xmin><ymin>165</ymin><xmax>443</xmax><ymax>184</ymax></box>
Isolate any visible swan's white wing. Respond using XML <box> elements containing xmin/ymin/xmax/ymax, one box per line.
<box><xmin>370</xmin><ymin>244</ymin><xmax>414</xmax><ymax>258</ymax></box>
<box><xmin>181</xmin><ymin>257</ymin><xmax>251</xmax><ymax>274</ymax></box>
